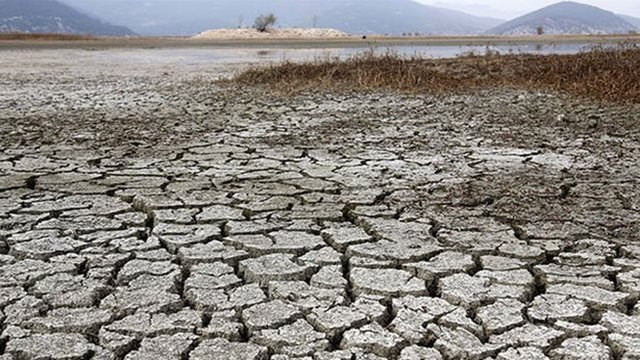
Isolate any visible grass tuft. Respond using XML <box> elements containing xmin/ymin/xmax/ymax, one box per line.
<box><xmin>229</xmin><ymin>44</ymin><xmax>640</xmax><ymax>103</ymax></box>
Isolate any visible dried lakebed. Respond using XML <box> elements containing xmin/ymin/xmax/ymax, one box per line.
<box><xmin>0</xmin><ymin>48</ymin><xmax>640</xmax><ymax>359</ymax></box>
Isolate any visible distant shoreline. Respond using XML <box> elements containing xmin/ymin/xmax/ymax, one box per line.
<box><xmin>1</xmin><ymin>34</ymin><xmax>639</xmax><ymax>50</ymax></box>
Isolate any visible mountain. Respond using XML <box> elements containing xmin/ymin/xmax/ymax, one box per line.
<box><xmin>619</xmin><ymin>15</ymin><xmax>640</xmax><ymax>29</ymax></box>
<box><xmin>0</xmin><ymin>0</ymin><xmax>135</xmax><ymax>36</ymax></box>
<box><xmin>486</xmin><ymin>1</ymin><xmax>638</xmax><ymax>35</ymax></box>
<box><xmin>315</xmin><ymin>0</ymin><xmax>504</xmax><ymax>35</ymax></box>
<box><xmin>60</xmin><ymin>0</ymin><xmax>504</xmax><ymax>36</ymax></box>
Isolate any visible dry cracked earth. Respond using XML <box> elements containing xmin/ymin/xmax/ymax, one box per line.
<box><xmin>0</xmin><ymin>48</ymin><xmax>640</xmax><ymax>360</ymax></box>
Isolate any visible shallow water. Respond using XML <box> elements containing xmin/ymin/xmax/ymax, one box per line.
<box><xmin>93</xmin><ymin>42</ymin><xmax>601</xmax><ymax>66</ymax></box>
<box><xmin>0</xmin><ymin>42</ymin><xmax>611</xmax><ymax>83</ymax></box>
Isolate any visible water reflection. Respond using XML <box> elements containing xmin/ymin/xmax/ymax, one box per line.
<box><xmin>94</xmin><ymin>42</ymin><xmax>615</xmax><ymax>68</ymax></box>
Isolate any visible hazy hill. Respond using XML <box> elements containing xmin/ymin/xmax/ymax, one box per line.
<box><xmin>61</xmin><ymin>0</ymin><xmax>504</xmax><ymax>36</ymax></box>
<box><xmin>486</xmin><ymin>1</ymin><xmax>638</xmax><ymax>35</ymax></box>
<box><xmin>0</xmin><ymin>0</ymin><xmax>135</xmax><ymax>35</ymax></box>
<box><xmin>317</xmin><ymin>0</ymin><xmax>503</xmax><ymax>35</ymax></box>
<box><xmin>619</xmin><ymin>14</ymin><xmax>640</xmax><ymax>29</ymax></box>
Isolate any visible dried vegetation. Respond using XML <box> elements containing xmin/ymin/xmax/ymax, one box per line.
<box><xmin>230</xmin><ymin>44</ymin><xmax>640</xmax><ymax>103</ymax></box>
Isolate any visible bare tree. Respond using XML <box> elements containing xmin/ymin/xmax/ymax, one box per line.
<box><xmin>536</xmin><ymin>26</ymin><xmax>544</xmax><ymax>35</ymax></box>
<box><xmin>254</xmin><ymin>14</ymin><xmax>277</xmax><ymax>32</ymax></box>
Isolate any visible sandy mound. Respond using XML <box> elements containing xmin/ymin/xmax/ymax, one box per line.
<box><xmin>194</xmin><ymin>28</ymin><xmax>349</xmax><ymax>40</ymax></box>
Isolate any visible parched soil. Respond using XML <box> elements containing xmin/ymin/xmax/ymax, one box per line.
<box><xmin>0</xmin><ymin>48</ymin><xmax>639</xmax><ymax>359</ymax></box>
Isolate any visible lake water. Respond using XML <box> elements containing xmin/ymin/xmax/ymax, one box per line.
<box><xmin>95</xmin><ymin>42</ymin><xmax>604</xmax><ymax>67</ymax></box>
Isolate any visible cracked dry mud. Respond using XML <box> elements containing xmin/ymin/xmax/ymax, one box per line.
<box><xmin>1</xmin><ymin>48</ymin><xmax>640</xmax><ymax>360</ymax></box>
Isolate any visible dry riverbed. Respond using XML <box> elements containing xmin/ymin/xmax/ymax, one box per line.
<box><xmin>0</xmin><ymin>47</ymin><xmax>639</xmax><ymax>359</ymax></box>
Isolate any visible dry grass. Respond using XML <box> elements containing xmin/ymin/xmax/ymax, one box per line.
<box><xmin>0</xmin><ymin>32</ymin><xmax>95</xmax><ymax>41</ymax></box>
<box><xmin>230</xmin><ymin>44</ymin><xmax>640</xmax><ymax>103</ymax></box>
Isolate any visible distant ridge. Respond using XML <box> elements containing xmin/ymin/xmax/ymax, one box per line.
<box><xmin>0</xmin><ymin>0</ymin><xmax>135</xmax><ymax>36</ymax></box>
<box><xmin>619</xmin><ymin>14</ymin><xmax>640</xmax><ymax>30</ymax></box>
<box><xmin>486</xmin><ymin>1</ymin><xmax>638</xmax><ymax>35</ymax></box>
<box><xmin>61</xmin><ymin>0</ymin><xmax>504</xmax><ymax>36</ymax></box>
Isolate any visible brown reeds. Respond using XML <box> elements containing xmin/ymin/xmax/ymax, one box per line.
<box><xmin>0</xmin><ymin>32</ymin><xmax>95</xmax><ymax>41</ymax></box>
<box><xmin>230</xmin><ymin>44</ymin><xmax>640</xmax><ymax>103</ymax></box>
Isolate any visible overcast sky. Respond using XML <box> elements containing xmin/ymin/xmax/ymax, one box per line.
<box><xmin>418</xmin><ymin>0</ymin><xmax>640</xmax><ymax>19</ymax></box>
